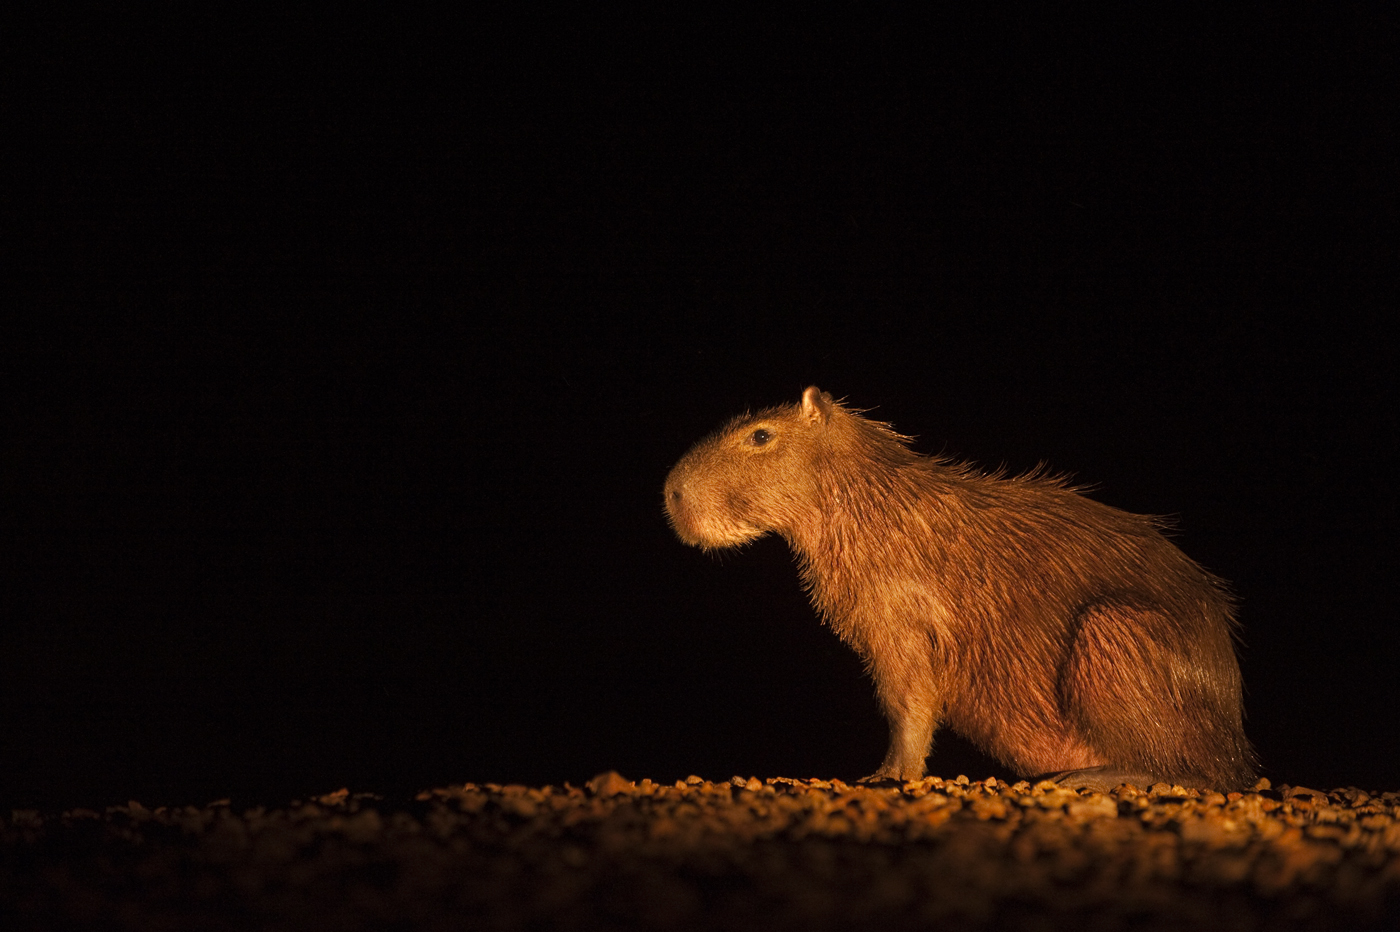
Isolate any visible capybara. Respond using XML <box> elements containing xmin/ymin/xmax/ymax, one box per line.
<box><xmin>663</xmin><ymin>386</ymin><xmax>1256</xmax><ymax>791</ymax></box>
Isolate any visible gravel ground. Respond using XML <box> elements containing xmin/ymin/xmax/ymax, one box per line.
<box><xmin>4</xmin><ymin>774</ymin><xmax>1399</xmax><ymax>931</ymax></box>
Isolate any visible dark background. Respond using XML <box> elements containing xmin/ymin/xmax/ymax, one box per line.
<box><xmin>3</xmin><ymin>12</ymin><xmax>1396</xmax><ymax>810</ymax></box>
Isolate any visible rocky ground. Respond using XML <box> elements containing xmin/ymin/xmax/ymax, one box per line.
<box><xmin>3</xmin><ymin>774</ymin><xmax>1399</xmax><ymax>931</ymax></box>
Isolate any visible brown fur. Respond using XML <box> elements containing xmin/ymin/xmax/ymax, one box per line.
<box><xmin>663</xmin><ymin>386</ymin><xmax>1256</xmax><ymax>791</ymax></box>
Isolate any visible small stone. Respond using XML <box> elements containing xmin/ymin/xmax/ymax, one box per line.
<box><xmin>1283</xmin><ymin>785</ymin><xmax>1328</xmax><ymax>801</ymax></box>
<box><xmin>1066</xmin><ymin>796</ymin><xmax>1118</xmax><ymax>820</ymax></box>
<box><xmin>586</xmin><ymin>771</ymin><xmax>631</xmax><ymax>797</ymax></box>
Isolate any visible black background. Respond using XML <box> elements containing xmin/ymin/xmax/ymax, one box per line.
<box><xmin>3</xmin><ymin>12</ymin><xmax>1396</xmax><ymax>810</ymax></box>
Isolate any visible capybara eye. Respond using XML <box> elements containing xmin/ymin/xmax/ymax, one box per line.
<box><xmin>750</xmin><ymin>429</ymin><xmax>772</xmax><ymax>446</ymax></box>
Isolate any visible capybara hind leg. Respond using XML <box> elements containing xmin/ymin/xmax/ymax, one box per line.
<box><xmin>1048</xmin><ymin>768</ymin><xmax>1164</xmax><ymax>793</ymax></box>
<box><xmin>1060</xmin><ymin>604</ymin><xmax>1252</xmax><ymax>791</ymax></box>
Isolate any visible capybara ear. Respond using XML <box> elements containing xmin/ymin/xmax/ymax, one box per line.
<box><xmin>800</xmin><ymin>386</ymin><xmax>833</xmax><ymax>423</ymax></box>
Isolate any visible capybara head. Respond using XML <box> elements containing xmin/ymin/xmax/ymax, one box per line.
<box><xmin>663</xmin><ymin>386</ymin><xmax>844</xmax><ymax>550</ymax></box>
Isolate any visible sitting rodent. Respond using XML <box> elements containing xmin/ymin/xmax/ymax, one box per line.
<box><xmin>663</xmin><ymin>386</ymin><xmax>1256</xmax><ymax>792</ymax></box>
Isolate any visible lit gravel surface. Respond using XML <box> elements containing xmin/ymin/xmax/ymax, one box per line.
<box><xmin>4</xmin><ymin>774</ymin><xmax>1400</xmax><ymax>930</ymax></box>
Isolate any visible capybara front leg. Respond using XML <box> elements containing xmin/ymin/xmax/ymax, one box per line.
<box><xmin>860</xmin><ymin>640</ymin><xmax>940</xmax><ymax>782</ymax></box>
